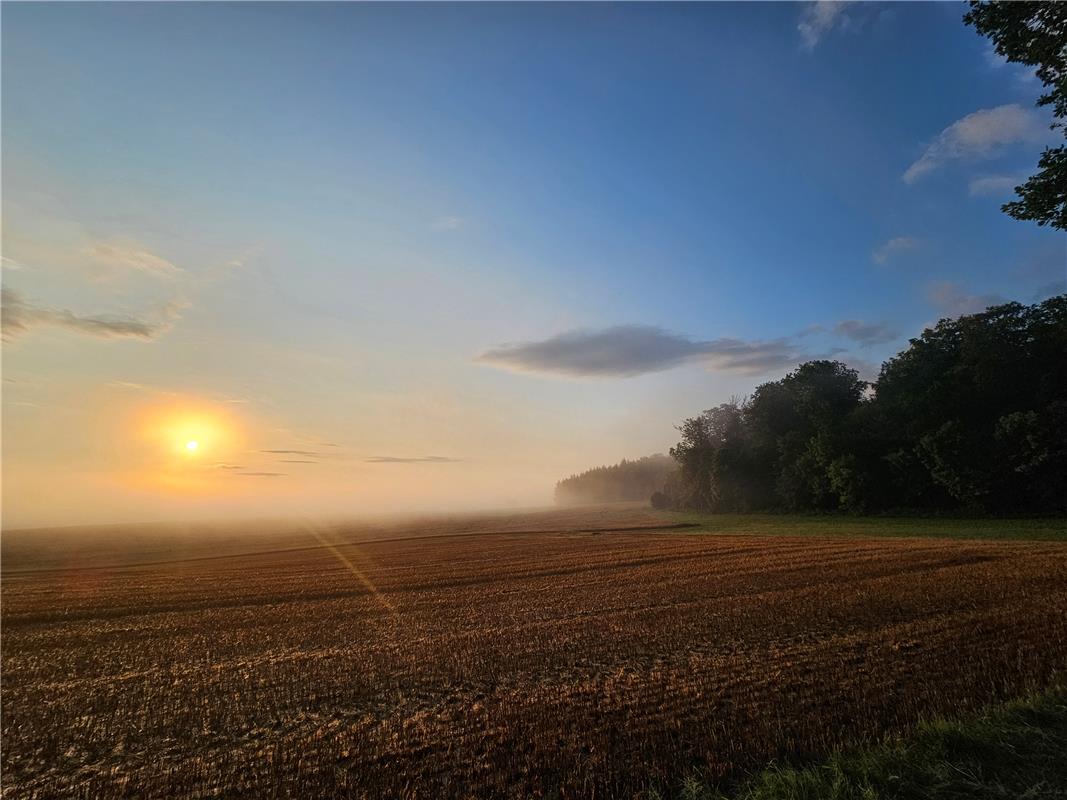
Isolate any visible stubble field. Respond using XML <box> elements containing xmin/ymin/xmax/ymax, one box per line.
<box><xmin>3</xmin><ymin>506</ymin><xmax>1066</xmax><ymax>799</ymax></box>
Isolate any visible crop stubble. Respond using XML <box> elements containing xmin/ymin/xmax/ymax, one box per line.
<box><xmin>3</xmin><ymin>508</ymin><xmax>1066</xmax><ymax>798</ymax></box>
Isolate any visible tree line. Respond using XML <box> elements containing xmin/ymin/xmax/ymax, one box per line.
<box><xmin>660</xmin><ymin>296</ymin><xmax>1066</xmax><ymax>515</ymax></box>
<box><xmin>555</xmin><ymin>454</ymin><xmax>675</xmax><ymax>506</ymax></box>
<box><xmin>556</xmin><ymin>297</ymin><xmax>1066</xmax><ymax>515</ymax></box>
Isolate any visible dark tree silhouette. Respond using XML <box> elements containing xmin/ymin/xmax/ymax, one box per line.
<box><xmin>579</xmin><ymin>296</ymin><xmax>1067</xmax><ymax>516</ymax></box>
<box><xmin>965</xmin><ymin>2</ymin><xmax>1067</xmax><ymax>229</ymax></box>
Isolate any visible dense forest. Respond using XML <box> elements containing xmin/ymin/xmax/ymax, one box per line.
<box><xmin>559</xmin><ymin>297</ymin><xmax>1067</xmax><ymax>515</ymax></box>
<box><xmin>659</xmin><ymin>297</ymin><xmax>1067</xmax><ymax>515</ymax></box>
<box><xmin>555</xmin><ymin>454</ymin><xmax>675</xmax><ymax>506</ymax></box>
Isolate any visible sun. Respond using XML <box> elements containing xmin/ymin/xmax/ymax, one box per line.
<box><xmin>130</xmin><ymin>401</ymin><xmax>247</xmax><ymax>493</ymax></box>
<box><xmin>136</xmin><ymin>405</ymin><xmax>233</xmax><ymax>458</ymax></box>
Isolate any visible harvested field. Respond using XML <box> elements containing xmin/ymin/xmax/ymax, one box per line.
<box><xmin>3</xmin><ymin>507</ymin><xmax>1067</xmax><ymax>798</ymax></box>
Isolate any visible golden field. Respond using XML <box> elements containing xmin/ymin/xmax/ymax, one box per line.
<box><xmin>3</xmin><ymin>506</ymin><xmax>1066</xmax><ymax>798</ymax></box>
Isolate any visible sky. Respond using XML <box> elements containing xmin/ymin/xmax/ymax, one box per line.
<box><xmin>3</xmin><ymin>1</ymin><xmax>1064</xmax><ymax>529</ymax></box>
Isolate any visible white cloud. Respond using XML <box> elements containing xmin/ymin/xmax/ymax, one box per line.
<box><xmin>88</xmin><ymin>242</ymin><xmax>184</xmax><ymax>279</ymax></box>
<box><xmin>968</xmin><ymin>174</ymin><xmax>1023</xmax><ymax>197</ymax></box>
<box><xmin>798</xmin><ymin>1</ymin><xmax>852</xmax><ymax>51</ymax></box>
<box><xmin>983</xmin><ymin>42</ymin><xmax>1006</xmax><ymax>70</ymax></box>
<box><xmin>872</xmin><ymin>235</ymin><xmax>920</xmax><ymax>265</ymax></box>
<box><xmin>903</xmin><ymin>104</ymin><xmax>1047</xmax><ymax>184</ymax></box>
<box><xmin>982</xmin><ymin>42</ymin><xmax>1039</xmax><ymax>85</ymax></box>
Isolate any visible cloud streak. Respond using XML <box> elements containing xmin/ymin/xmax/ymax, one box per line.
<box><xmin>832</xmin><ymin>320</ymin><xmax>899</xmax><ymax>347</ymax></box>
<box><xmin>798</xmin><ymin>1</ymin><xmax>852</xmax><ymax>50</ymax></box>
<box><xmin>477</xmin><ymin>325</ymin><xmax>807</xmax><ymax>378</ymax></box>
<box><xmin>872</xmin><ymin>236</ymin><xmax>919</xmax><ymax>265</ymax></box>
<box><xmin>926</xmin><ymin>281</ymin><xmax>1007</xmax><ymax>317</ymax></box>
<box><xmin>365</xmin><ymin>456</ymin><xmax>461</xmax><ymax>463</ymax></box>
<box><xmin>89</xmin><ymin>242</ymin><xmax>184</xmax><ymax>279</ymax></box>
<box><xmin>430</xmin><ymin>216</ymin><xmax>464</xmax><ymax>232</ymax></box>
<box><xmin>968</xmin><ymin>174</ymin><xmax>1022</xmax><ymax>197</ymax></box>
<box><xmin>1</xmin><ymin>288</ymin><xmax>183</xmax><ymax>341</ymax></box>
<box><xmin>903</xmin><ymin>104</ymin><xmax>1047</xmax><ymax>183</ymax></box>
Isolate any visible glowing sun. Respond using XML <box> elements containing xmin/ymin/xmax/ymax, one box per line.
<box><xmin>128</xmin><ymin>400</ymin><xmax>247</xmax><ymax>494</ymax></box>
<box><xmin>136</xmin><ymin>403</ymin><xmax>240</xmax><ymax>462</ymax></box>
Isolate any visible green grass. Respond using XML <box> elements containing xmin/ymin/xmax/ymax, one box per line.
<box><xmin>656</xmin><ymin>686</ymin><xmax>1067</xmax><ymax>800</ymax></box>
<box><xmin>664</xmin><ymin>512</ymin><xmax>1067</xmax><ymax>542</ymax></box>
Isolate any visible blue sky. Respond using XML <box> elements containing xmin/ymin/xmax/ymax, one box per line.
<box><xmin>3</xmin><ymin>2</ymin><xmax>1064</xmax><ymax>526</ymax></box>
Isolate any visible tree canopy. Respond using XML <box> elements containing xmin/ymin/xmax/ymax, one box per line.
<box><xmin>964</xmin><ymin>1</ymin><xmax>1067</xmax><ymax>229</ymax></box>
<box><xmin>655</xmin><ymin>296</ymin><xmax>1067</xmax><ymax>515</ymax></box>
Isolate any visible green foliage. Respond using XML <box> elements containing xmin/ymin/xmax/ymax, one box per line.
<box><xmin>669</xmin><ymin>403</ymin><xmax>759</xmax><ymax>512</ymax></box>
<box><xmin>664</xmin><ymin>687</ymin><xmax>1067</xmax><ymax>800</ymax></box>
<box><xmin>1002</xmin><ymin>146</ymin><xmax>1067</xmax><ymax>229</ymax></box>
<box><xmin>659</xmin><ymin>297</ymin><xmax>1067</xmax><ymax>515</ymax></box>
<box><xmin>917</xmin><ymin>420</ymin><xmax>993</xmax><ymax>509</ymax></box>
<box><xmin>555</xmin><ymin>454</ymin><xmax>676</xmax><ymax>506</ymax></box>
<box><xmin>964</xmin><ymin>2</ymin><xmax>1067</xmax><ymax>229</ymax></box>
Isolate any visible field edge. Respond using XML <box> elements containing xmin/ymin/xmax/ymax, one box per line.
<box><xmin>653</xmin><ymin>683</ymin><xmax>1067</xmax><ymax>800</ymax></box>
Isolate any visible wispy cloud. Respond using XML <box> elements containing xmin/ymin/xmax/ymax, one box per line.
<box><xmin>798</xmin><ymin>1</ymin><xmax>852</xmax><ymax>51</ymax></box>
<box><xmin>106</xmin><ymin>380</ymin><xmax>158</xmax><ymax>392</ymax></box>
<box><xmin>430</xmin><ymin>216</ymin><xmax>464</xmax><ymax>232</ymax></box>
<box><xmin>968</xmin><ymin>174</ymin><xmax>1023</xmax><ymax>197</ymax></box>
<box><xmin>903</xmin><ymin>104</ymin><xmax>1047</xmax><ymax>184</ymax></box>
<box><xmin>237</xmin><ymin>472</ymin><xmax>286</xmax><ymax>477</ymax></box>
<box><xmin>832</xmin><ymin>320</ymin><xmax>899</xmax><ymax>347</ymax></box>
<box><xmin>477</xmin><ymin>325</ymin><xmax>807</xmax><ymax>378</ymax></box>
<box><xmin>983</xmin><ymin>42</ymin><xmax>1006</xmax><ymax>70</ymax></box>
<box><xmin>365</xmin><ymin>456</ymin><xmax>461</xmax><ymax>464</ymax></box>
<box><xmin>279</xmin><ymin>459</ymin><xmax>318</xmax><ymax>464</ymax></box>
<box><xmin>88</xmin><ymin>242</ymin><xmax>184</xmax><ymax>279</ymax></box>
<box><xmin>1016</xmin><ymin>244</ymin><xmax>1067</xmax><ymax>300</ymax></box>
<box><xmin>872</xmin><ymin>236</ymin><xmax>920</xmax><ymax>265</ymax></box>
<box><xmin>260</xmin><ymin>449</ymin><xmax>319</xmax><ymax>456</ymax></box>
<box><xmin>982</xmin><ymin>42</ymin><xmax>1039</xmax><ymax>86</ymax></box>
<box><xmin>221</xmin><ymin>245</ymin><xmax>261</xmax><ymax>272</ymax></box>
<box><xmin>926</xmin><ymin>281</ymin><xmax>1007</xmax><ymax>317</ymax></box>
<box><xmin>1</xmin><ymin>256</ymin><xmax>28</xmax><ymax>271</ymax></box>
<box><xmin>699</xmin><ymin>337</ymin><xmax>809</xmax><ymax>375</ymax></box>
<box><xmin>1034</xmin><ymin>280</ymin><xmax>1066</xmax><ymax>301</ymax></box>
<box><xmin>1</xmin><ymin>288</ymin><xmax>184</xmax><ymax>341</ymax></box>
